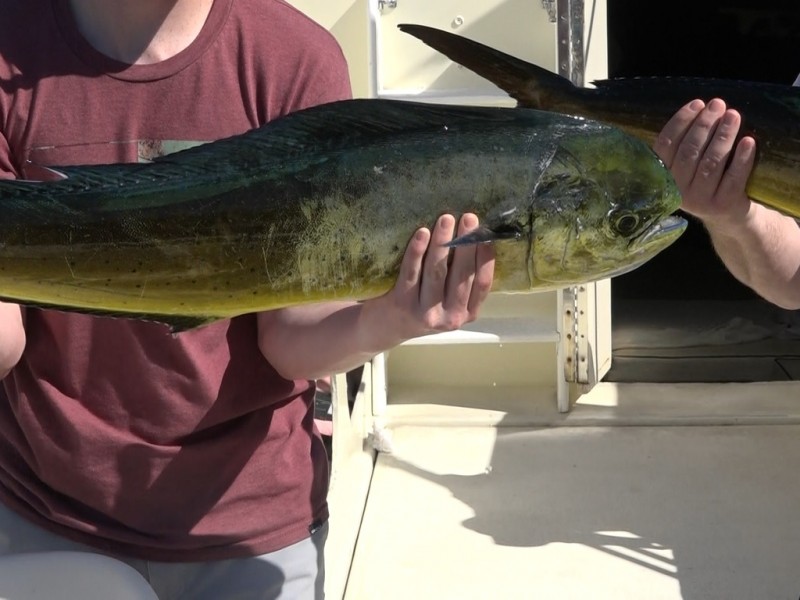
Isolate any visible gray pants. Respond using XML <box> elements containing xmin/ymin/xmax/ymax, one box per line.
<box><xmin>0</xmin><ymin>502</ymin><xmax>327</xmax><ymax>600</ymax></box>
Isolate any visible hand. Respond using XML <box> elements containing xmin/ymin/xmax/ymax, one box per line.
<box><xmin>257</xmin><ymin>213</ymin><xmax>495</xmax><ymax>379</ymax></box>
<box><xmin>653</xmin><ymin>98</ymin><xmax>757</xmax><ymax>231</ymax></box>
<box><xmin>371</xmin><ymin>213</ymin><xmax>496</xmax><ymax>342</ymax></box>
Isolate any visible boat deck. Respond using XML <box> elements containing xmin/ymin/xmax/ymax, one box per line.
<box><xmin>323</xmin><ymin>297</ymin><xmax>800</xmax><ymax>599</ymax></box>
<box><xmin>339</xmin><ymin>383</ymin><xmax>800</xmax><ymax>599</ymax></box>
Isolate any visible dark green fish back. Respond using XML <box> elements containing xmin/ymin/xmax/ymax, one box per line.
<box><xmin>0</xmin><ymin>100</ymin><xmax>574</xmax><ymax>216</ymax></box>
<box><xmin>159</xmin><ymin>98</ymin><xmax>585</xmax><ymax>166</ymax></box>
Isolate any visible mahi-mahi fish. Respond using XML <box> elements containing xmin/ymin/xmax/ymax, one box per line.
<box><xmin>399</xmin><ymin>23</ymin><xmax>800</xmax><ymax>218</ymax></box>
<box><xmin>0</xmin><ymin>99</ymin><xmax>685</xmax><ymax>331</ymax></box>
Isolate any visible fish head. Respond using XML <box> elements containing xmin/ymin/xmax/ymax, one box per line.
<box><xmin>526</xmin><ymin>123</ymin><xmax>686</xmax><ymax>286</ymax></box>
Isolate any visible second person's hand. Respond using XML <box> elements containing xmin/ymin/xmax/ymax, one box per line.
<box><xmin>653</xmin><ymin>98</ymin><xmax>757</xmax><ymax>232</ymax></box>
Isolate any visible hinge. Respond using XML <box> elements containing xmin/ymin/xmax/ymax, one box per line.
<box><xmin>541</xmin><ymin>0</ymin><xmax>557</xmax><ymax>23</ymax></box>
<box><xmin>562</xmin><ymin>287</ymin><xmax>579</xmax><ymax>383</ymax></box>
<box><xmin>575</xmin><ymin>285</ymin><xmax>590</xmax><ymax>384</ymax></box>
<box><xmin>562</xmin><ymin>284</ymin><xmax>591</xmax><ymax>384</ymax></box>
<box><xmin>556</xmin><ymin>0</ymin><xmax>585</xmax><ymax>86</ymax></box>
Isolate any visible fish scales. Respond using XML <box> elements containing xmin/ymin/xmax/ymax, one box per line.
<box><xmin>0</xmin><ymin>99</ymin><xmax>684</xmax><ymax>331</ymax></box>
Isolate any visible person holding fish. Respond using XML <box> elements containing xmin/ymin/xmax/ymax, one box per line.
<box><xmin>654</xmin><ymin>94</ymin><xmax>800</xmax><ymax>310</ymax></box>
<box><xmin>0</xmin><ymin>1</ymin><xmax>495</xmax><ymax>599</ymax></box>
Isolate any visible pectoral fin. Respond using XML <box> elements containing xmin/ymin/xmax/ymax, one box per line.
<box><xmin>444</xmin><ymin>225</ymin><xmax>525</xmax><ymax>247</ymax></box>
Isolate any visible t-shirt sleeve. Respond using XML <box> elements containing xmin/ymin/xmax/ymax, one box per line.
<box><xmin>292</xmin><ymin>32</ymin><xmax>353</xmax><ymax>111</ymax></box>
<box><xmin>233</xmin><ymin>4</ymin><xmax>354</xmax><ymax>123</ymax></box>
<box><xmin>309</xmin><ymin>42</ymin><xmax>353</xmax><ymax>105</ymax></box>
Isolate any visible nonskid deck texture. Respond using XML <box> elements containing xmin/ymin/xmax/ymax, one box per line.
<box><xmin>344</xmin><ymin>386</ymin><xmax>800</xmax><ymax>600</ymax></box>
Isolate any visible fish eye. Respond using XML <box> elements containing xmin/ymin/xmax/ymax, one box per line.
<box><xmin>612</xmin><ymin>212</ymin><xmax>640</xmax><ymax>236</ymax></box>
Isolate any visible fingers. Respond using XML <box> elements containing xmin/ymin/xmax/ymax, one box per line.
<box><xmin>717</xmin><ymin>135</ymin><xmax>757</xmax><ymax>207</ymax></box>
<box><xmin>669</xmin><ymin>98</ymin><xmax>725</xmax><ymax>186</ymax></box>
<box><xmin>655</xmin><ymin>97</ymin><xmax>756</xmax><ymax>221</ymax></box>
<box><xmin>676</xmin><ymin>100</ymin><xmax>740</xmax><ymax>200</ymax></box>
<box><xmin>442</xmin><ymin>213</ymin><xmax>477</xmax><ymax>312</ymax></box>
<box><xmin>444</xmin><ymin>213</ymin><xmax>496</xmax><ymax>320</ymax></box>
<box><xmin>395</xmin><ymin>226</ymin><xmax>430</xmax><ymax>296</ymax></box>
<box><xmin>419</xmin><ymin>214</ymin><xmax>456</xmax><ymax>311</ymax></box>
<box><xmin>467</xmin><ymin>240</ymin><xmax>495</xmax><ymax>316</ymax></box>
<box><xmin>396</xmin><ymin>213</ymin><xmax>495</xmax><ymax>335</ymax></box>
<box><xmin>654</xmin><ymin>99</ymin><xmax>706</xmax><ymax>168</ymax></box>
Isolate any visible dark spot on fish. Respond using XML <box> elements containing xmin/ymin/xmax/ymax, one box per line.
<box><xmin>213</xmin><ymin>286</ymin><xmax>218</xmax><ymax>291</ymax></box>
<box><xmin>250</xmin><ymin>267</ymin><xmax>256</xmax><ymax>273</ymax></box>
<box><xmin>131</xmin><ymin>269</ymin><xmax>137</xmax><ymax>273</ymax></box>
<box><xmin>191</xmin><ymin>279</ymin><xmax>197</xmax><ymax>284</ymax></box>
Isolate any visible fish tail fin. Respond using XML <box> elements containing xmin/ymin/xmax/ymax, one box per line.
<box><xmin>397</xmin><ymin>23</ymin><xmax>577</xmax><ymax>109</ymax></box>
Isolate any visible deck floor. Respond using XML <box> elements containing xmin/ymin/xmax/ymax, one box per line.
<box><xmin>344</xmin><ymin>386</ymin><xmax>800</xmax><ymax>599</ymax></box>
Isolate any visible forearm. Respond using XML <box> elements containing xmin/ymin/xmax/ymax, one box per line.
<box><xmin>704</xmin><ymin>203</ymin><xmax>800</xmax><ymax>309</ymax></box>
<box><xmin>256</xmin><ymin>300</ymin><xmax>402</xmax><ymax>381</ymax></box>
<box><xmin>0</xmin><ymin>302</ymin><xmax>25</xmax><ymax>378</ymax></box>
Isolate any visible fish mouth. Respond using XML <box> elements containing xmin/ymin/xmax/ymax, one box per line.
<box><xmin>630</xmin><ymin>214</ymin><xmax>687</xmax><ymax>249</ymax></box>
<box><xmin>599</xmin><ymin>214</ymin><xmax>687</xmax><ymax>280</ymax></box>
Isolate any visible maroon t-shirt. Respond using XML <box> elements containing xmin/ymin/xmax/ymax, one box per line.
<box><xmin>0</xmin><ymin>0</ymin><xmax>352</xmax><ymax>560</ymax></box>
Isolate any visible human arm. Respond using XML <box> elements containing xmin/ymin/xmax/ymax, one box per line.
<box><xmin>256</xmin><ymin>213</ymin><xmax>495</xmax><ymax>380</ymax></box>
<box><xmin>653</xmin><ymin>98</ymin><xmax>800</xmax><ymax>309</ymax></box>
<box><xmin>0</xmin><ymin>302</ymin><xmax>25</xmax><ymax>378</ymax></box>
<box><xmin>0</xmin><ymin>133</ymin><xmax>26</xmax><ymax>377</ymax></box>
